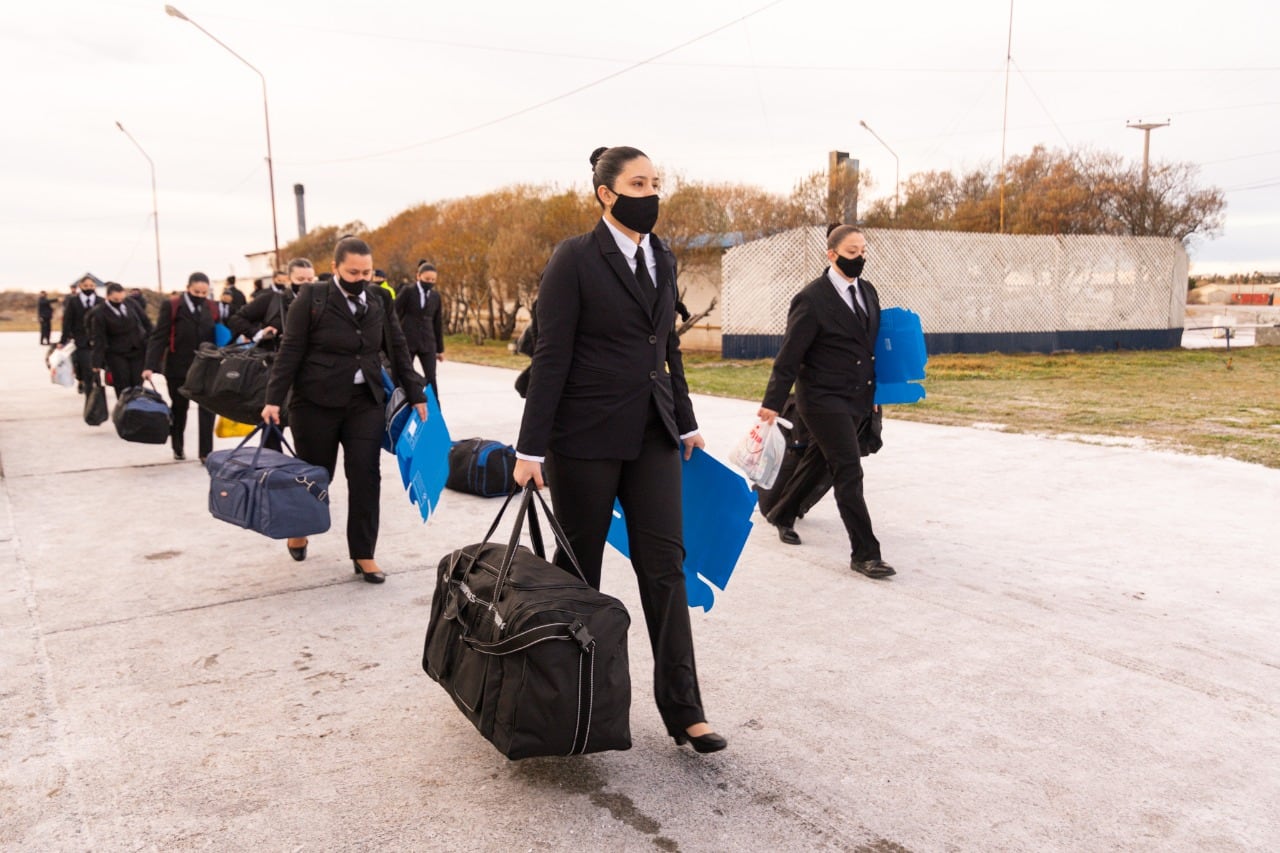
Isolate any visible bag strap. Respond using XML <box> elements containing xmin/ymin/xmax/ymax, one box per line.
<box><xmin>168</xmin><ymin>294</ymin><xmax>180</xmax><ymax>352</ymax></box>
<box><xmin>463</xmin><ymin>619</ymin><xmax>595</xmax><ymax>656</ymax></box>
<box><xmin>488</xmin><ymin>485</ymin><xmax>587</xmax><ymax>606</ymax></box>
<box><xmin>210</xmin><ymin>421</ymin><xmax>297</xmax><ymax>477</ymax></box>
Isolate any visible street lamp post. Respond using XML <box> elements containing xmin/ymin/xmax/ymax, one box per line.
<box><xmin>116</xmin><ymin>121</ymin><xmax>163</xmax><ymax>293</ymax></box>
<box><xmin>164</xmin><ymin>4</ymin><xmax>280</xmax><ymax>268</ymax></box>
<box><xmin>859</xmin><ymin>120</ymin><xmax>900</xmax><ymax>219</ymax></box>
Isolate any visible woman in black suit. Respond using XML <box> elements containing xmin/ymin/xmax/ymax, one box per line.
<box><xmin>512</xmin><ymin>146</ymin><xmax>726</xmax><ymax>754</ymax></box>
<box><xmin>758</xmin><ymin>225</ymin><xmax>895</xmax><ymax>579</ymax></box>
<box><xmin>261</xmin><ymin>237</ymin><xmax>426</xmax><ymax>584</ymax></box>
<box><xmin>143</xmin><ymin>273</ymin><xmax>217</xmax><ymax>461</ymax></box>
<box><xmin>90</xmin><ymin>281</ymin><xmax>153</xmax><ymax>401</ymax></box>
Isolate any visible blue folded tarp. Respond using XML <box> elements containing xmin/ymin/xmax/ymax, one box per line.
<box><xmin>394</xmin><ymin>386</ymin><xmax>451</xmax><ymax>521</ymax></box>
<box><xmin>606</xmin><ymin>448</ymin><xmax>757</xmax><ymax>612</ymax></box>
<box><xmin>874</xmin><ymin>307</ymin><xmax>927</xmax><ymax>405</ymax></box>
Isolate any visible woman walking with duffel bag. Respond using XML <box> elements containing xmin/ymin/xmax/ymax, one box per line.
<box><xmin>261</xmin><ymin>237</ymin><xmax>425</xmax><ymax>583</ymax></box>
<box><xmin>512</xmin><ymin>145</ymin><xmax>726</xmax><ymax>754</ymax></box>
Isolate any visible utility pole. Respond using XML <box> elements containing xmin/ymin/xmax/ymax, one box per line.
<box><xmin>1126</xmin><ymin>119</ymin><xmax>1170</xmax><ymax>191</ymax></box>
<box><xmin>1126</xmin><ymin>119</ymin><xmax>1170</xmax><ymax>235</ymax></box>
<box><xmin>998</xmin><ymin>0</ymin><xmax>1014</xmax><ymax>233</ymax></box>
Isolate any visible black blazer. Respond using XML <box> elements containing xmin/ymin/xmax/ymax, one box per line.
<box><xmin>265</xmin><ymin>283</ymin><xmax>425</xmax><ymax>409</ymax></box>
<box><xmin>762</xmin><ymin>271</ymin><xmax>881</xmax><ymax>416</ymax></box>
<box><xmin>60</xmin><ymin>293</ymin><xmax>99</xmax><ymax>347</ymax></box>
<box><xmin>394</xmin><ymin>283</ymin><xmax>445</xmax><ymax>355</ymax></box>
<box><xmin>517</xmin><ymin>220</ymin><xmax>697</xmax><ymax>461</ymax></box>
<box><xmin>89</xmin><ymin>300</ymin><xmax>153</xmax><ymax>369</ymax></box>
<box><xmin>37</xmin><ymin>296</ymin><xmax>55</xmax><ymax>320</ymax></box>
<box><xmin>145</xmin><ymin>294</ymin><xmax>217</xmax><ymax>380</ymax></box>
<box><xmin>227</xmin><ymin>286</ymin><xmax>294</xmax><ymax>349</ymax></box>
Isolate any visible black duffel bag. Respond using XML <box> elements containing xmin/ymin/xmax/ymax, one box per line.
<box><xmin>446</xmin><ymin>438</ymin><xmax>517</xmax><ymax>497</ymax></box>
<box><xmin>423</xmin><ymin>485</ymin><xmax>632</xmax><ymax>759</ymax></box>
<box><xmin>112</xmin><ymin>382</ymin><xmax>171</xmax><ymax>444</ymax></box>
<box><xmin>180</xmin><ymin>342</ymin><xmax>287</xmax><ymax>426</ymax></box>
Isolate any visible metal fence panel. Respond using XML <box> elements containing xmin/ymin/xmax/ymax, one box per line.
<box><xmin>722</xmin><ymin>227</ymin><xmax>1187</xmax><ymax>338</ymax></box>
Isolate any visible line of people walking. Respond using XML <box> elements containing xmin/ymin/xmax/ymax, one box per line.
<box><xmin>41</xmin><ymin>144</ymin><xmax>900</xmax><ymax>760</ymax></box>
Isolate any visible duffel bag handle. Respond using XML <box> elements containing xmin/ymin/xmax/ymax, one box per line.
<box><xmin>488</xmin><ymin>485</ymin><xmax>588</xmax><ymax>605</ymax></box>
<box><xmin>210</xmin><ymin>421</ymin><xmax>298</xmax><ymax>476</ymax></box>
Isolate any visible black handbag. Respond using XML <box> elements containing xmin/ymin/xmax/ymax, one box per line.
<box><xmin>83</xmin><ymin>378</ymin><xmax>108</xmax><ymax>426</ymax></box>
<box><xmin>423</xmin><ymin>485</ymin><xmax>632</xmax><ymax>759</ymax></box>
<box><xmin>180</xmin><ymin>343</ymin><xmax>287</xmax><ymax>426</ymax></box>
<box><xmin>205</xmin><ymin>423</ymin><xmax>330</xmax><ymax>539</ymax></box>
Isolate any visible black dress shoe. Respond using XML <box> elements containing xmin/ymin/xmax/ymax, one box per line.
<box><xmin>288</xmin><ymin>541</ymin><xmax>307</xmax><ymax>561</ymax></box>
<box><xmin>775</xmin><ymin>524</ymin><xmax>801</xmax><ymax>546</ymax></box>
<box><xmin>851</xmin><ymin>558</ymin><xmax>896</xmax><ymax>579</ymax></box>
<box><xmin>674</xmin><ymin>731</ymin><xmax>728</xmax><ymax>754</ymax></box>
<box><xmin>353</xmin><ymin>560</ymin><xmax>386</xmax><ymax>584</ymax></box>
<box><xmin>173</xmin><ymin>449</ymin><xmax>185</xmax><ymax>461</ymax></box>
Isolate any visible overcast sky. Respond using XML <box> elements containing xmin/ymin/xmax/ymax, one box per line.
<box><xmin>4</xmin><ymin>0</ymin><xmax>1277</xmax><ymax>292</ymax></box>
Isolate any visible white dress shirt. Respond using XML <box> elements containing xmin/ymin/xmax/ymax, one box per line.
<box><xmin>827</xmin><ymin>267</ymin><xmax>868</xmax><ymax>316</ymax></box>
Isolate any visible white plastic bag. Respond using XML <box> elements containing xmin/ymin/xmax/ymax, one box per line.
<box><xmin>49</xmin><ymin>344</ymin><xmax>75</xmax><ymax>388</ymax></box>
<box><xmin>729</xmin><ymin>417</ymin><xmax>792</xmax><ymax>490</ymax></box>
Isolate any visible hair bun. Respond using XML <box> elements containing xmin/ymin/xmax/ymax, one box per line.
<box><xmin>589</xmin><ymin>146</ymin><xmax>609</xmax><ymax>169</ymax></box>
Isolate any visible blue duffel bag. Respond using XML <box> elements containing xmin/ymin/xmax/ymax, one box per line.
<box><xmin>205</xmin><ymin>423</ymin><xmax>331</xmax><ymax>539</ymax></box>
<box><xmin>112</xmin><ymin>383</ymin><xmax>171</xmax><ymax>444</ymax></box>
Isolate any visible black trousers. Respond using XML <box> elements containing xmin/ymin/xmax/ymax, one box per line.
<box><xmin>773</xmin><ymin>410</ymin><xmax>880</xmax><ymax>561</ymax></box>
<box><xmin>166</xmin><ymin>375</ymin><xmax>214</xmax><ymax>457</ymax></box>
<box><xmin>105</xmin><ymin>350</ymin><xmax>145</xmax><ymax>400</ymax></box>
<box><xmin>411</xmin><ymin>351</ymin><xmax>439</xmax><ymax>401</ymax></box>
<box><xmin>545</xmin><ymin>406</ymin><xmax>705</xmax><ymax>736</ymax></box>
<box><xmin>760</xmin><ymin>442</ymin><xmax>832</xmax><ymax>522</ymax></box>
<box><xmin>39</xmin><ymin>319</ymin><xmax>52</xmax><ymax>344</ymax></box>
<box><xmin>71</xmin><ymin>347</ymin><xmax>93</xmax><ymax>392</ymax></box>
<box><xmin>289</xmin><ymin>385</ymin><xmax>383</xmax><ymax>559</ymax></box>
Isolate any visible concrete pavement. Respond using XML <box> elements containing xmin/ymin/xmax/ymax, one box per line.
<box><xmin>2</xmin><ymin>331</ymin><xmax>1278</xmax><ymax>852</ymax></box>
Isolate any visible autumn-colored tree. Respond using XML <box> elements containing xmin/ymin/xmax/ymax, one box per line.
<box><xmin>860</xmin><ymin>145</ymin><xmax>1225</xmax><ymax>244</ymax></box>
<box><xmin>789</xmin><ymin>167</ymin><xmax>875</xmax><ymax>226</ymax></box>
<box><xmin>277</xmin><ymin>221</ymin><xmax>367</xmax><ymax>273</ymax></box>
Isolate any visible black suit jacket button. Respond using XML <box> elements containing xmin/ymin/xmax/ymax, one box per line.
<box><xmin>648</xmin><ymin>335</ymin><xmax>657</xmax><ymax>345</ymax></box>
<box><xmin>867</xmin><ymin>380</ymin><xmax>873</xmax><ymax>386</ymax></box>
<box><xmin>856</xmin><ymin>359</ymin><xmax>862</xmax><ymax>365</ymax></box>
<box><xmin>649</xmin><ymin>371</ymin><xmax>657</xmax><ymax>380</ymax></box>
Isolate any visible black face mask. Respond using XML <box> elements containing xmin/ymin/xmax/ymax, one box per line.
<box><xmin>338</xmin><ymin>277</ymin><xmax>368</xmax><ymax>296</ymax></box>
<box><xmin>188</xmin><ymin>294</ymin><xmax>206</xmax><ymax>305</ymax></box>
<box><xmin>609</xmin><ymin>192</ymin><xmax>660</xmax><ymax>234</ymax></box>
<box><xmin>834</xmin><ymin>254</ymin><xmax>866</xmax><ymax>279</ymax></box>
<box><xmin>419</xmin><ymin>279</ymin><xmax>434</xmax><ymax>290</ymax></box>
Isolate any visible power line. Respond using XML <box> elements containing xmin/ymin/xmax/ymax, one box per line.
<box><xmin>191</xmin><ymin>17</ymin><xmax>1280</xmax><ymax>75</ymax></box>
<box><xmin>301</xmin><ymin>1</ymin><xmax>785</xmax><ymax>166</ymax></box>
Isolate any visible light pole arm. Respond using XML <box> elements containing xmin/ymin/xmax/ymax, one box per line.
<box><xmin>859</xmin><ymin>120</ymin><xmax>901</xmax><ymax>219</ymax></box>
<box><xmin>116</xmin><ymin>121</ymin><xmax>163</xmax><ymax>292</ymax></box>
<box><xmin>166</xmin><ymin>5</ymin><xmax>280</xmax><ymax>265</ymax></box>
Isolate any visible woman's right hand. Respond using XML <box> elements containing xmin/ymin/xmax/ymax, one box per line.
<box><xmin>261</xmin><ymin>404</ymin><xmax>281</xmax><ymax>425</ymax></box>
<box><xmin>757</xmin><ymin>407</ymin><xmax>779</xmax><ymax>425</ymax></box>
<box><xmin>512</xmin><ymin>458</ymin><xmax>544</xmax><ymax>490</ymax></box>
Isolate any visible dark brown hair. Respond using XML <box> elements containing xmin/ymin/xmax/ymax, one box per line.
<box><xmin>826</xmin><ymin>224</ymin><xmax>863</xmax><ymax>251</ymax></box>
<box><xmin>590</xmin><ymin>146</ymin><xmax>647</xmax><ymax>207</ymax></box>
<box><xmin>334</xmin><ymin>237</ymin><xmax>372</xmax><ymax>265</ymax></box>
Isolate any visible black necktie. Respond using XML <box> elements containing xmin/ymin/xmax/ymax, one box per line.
<box><xmin>348</xmin><ymin>295</ymin><xmax>366</xmax><ymax>321</ymax></box>
<box><xmin>848</xmin><ymin>284</ymin><xmax>869</xmax><ymax>329</ymax></box>
<box><xmin>634</xmin><ymin>246</ymin><xmax>656</xmax><ymax>309</ymax></box>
